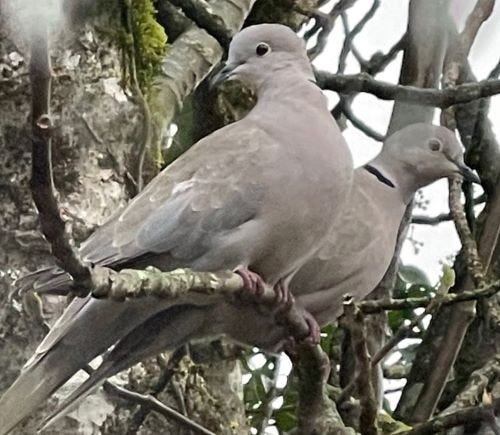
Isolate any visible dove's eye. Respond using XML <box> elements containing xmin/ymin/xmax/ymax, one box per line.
<box><xmin>428</xmin><ymin>138</ymin><xmax>442</xmax><ymax>152</ymax></box>
<box><xmin>256</xmin><ymin>43</ymin><xmax>270</xmax><ymax>56</ymax></box>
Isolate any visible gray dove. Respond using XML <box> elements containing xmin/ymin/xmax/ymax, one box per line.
<box><xmin>18</xmin><ymin>124</ymin><xmax>479</xmax><ymax>431</ymax></box>
<box><xmin>0</xmin><ymin>24</ymin><xmax>353</xmax><ymax>433</ymax></box>
<box><xmin>291</xmin><ymin>123</ymin><xmax>480</xmax><ymax>324</ymax></box>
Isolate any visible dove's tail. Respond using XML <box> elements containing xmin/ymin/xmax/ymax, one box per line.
<box><xmin>34</xmin><ymin>305</ymin><xmax>208</xmax><ymax>432</ymax></box>
<box><xmin>0</xmin><ymin>338</ymin><xmax>90</xmax><ymax>435</ymax></box>
<box><xmin>1</xmin><ymin>274</ymin><xmax>176</xmax><ymax>433</ymax></box>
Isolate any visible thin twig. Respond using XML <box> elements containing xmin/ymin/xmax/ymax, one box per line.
<box><xmin>338</xmin><ymin>0</ymin><xmax>380</xmax><ymax>73</ymax></box>
<box><xmin>371</xmin><ymin>272</ymin><xmax>453</xmax><ymax>367</ymax></box>
<box><xmin>406</xmin><ymin>399</ymin><xmax>500</xmax><ymax>435</ymax></box>
<box><xmin>448</xmin><ymin>177</ymin><xmax>485</xmax><ymax>284</ymax></box>
<box><xmin>358</xmin><ymin>278</ymin><xmax>500</xmax><ymax>313</ymax></box>
<box><xmin>338</xmin><ymin>97</ymin><xmax>385</xmax><ymax>141</ymax></box>
<box><xmin>342</xmin><ymin>296</ymin><xmax>377</xmax><ymax>435</ymax></box>
<box><xmin>80</xmin><ymin>362</ymin><xmax>215</xmax><ymax>434</ymax></box>
<box><xmin>307</xmin><ymin>0</ymin><xmax>359</xmax><ymax>59</ymax></box>
<box><xmin>103</xmin><ymin>380</ymin><xmax>216</xmax><ymax>435</ymax></box>
<box><xmin>362</xmin><ymin>34</ymin><xmax>406</xmax><ymax>75</ymax></box>
<box><xmin>29</xmin><ymin>22</ymin><xmax>92</xmax><ymax>292</ymax></box>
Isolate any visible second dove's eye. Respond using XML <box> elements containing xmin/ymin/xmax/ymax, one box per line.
<box><xmin>256</xmin><ymin>43</ymin><xmax>270</xmax><ymax>56</ymax></box>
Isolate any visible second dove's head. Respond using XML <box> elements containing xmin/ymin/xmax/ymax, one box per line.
<box><xmin>385</xmin><ymin>123</ymin><xmax>480</xmax><ymax>187</ymax></box>
<box><xmin>211</xmin><ymin>24</ymin><xmax>314</xmax><ymax>89</ymax></box>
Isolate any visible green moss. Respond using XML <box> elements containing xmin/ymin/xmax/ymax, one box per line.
<box><xmin>128</xmin><ymin>0</ymin><xmax>168</xmax><ymax>92</ymax></box>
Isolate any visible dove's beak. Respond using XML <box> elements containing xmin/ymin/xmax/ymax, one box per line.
<box><xmin>457</xmin><ymin>164</ymin><xmax>481</xmax><ymax>184</ymax></box>
<box><xmin>210</xmin><ymin>62</ymin><xmax>240</xmax><ymax>89</ymax></box>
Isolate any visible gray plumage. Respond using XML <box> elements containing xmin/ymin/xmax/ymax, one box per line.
<box><xmin>291</xmin><ymin>123</ymin><xmax>480</xmax><ymax>325</ymax></box>
<box><xmin>32</xmin><ymin>123</ymin><xmax>480</xmax><ymax>430</ymax></box>
<box><xmin>0</xmin><ymin>24</ymin><xmax>352</xmax><ymax>433</ymax></box>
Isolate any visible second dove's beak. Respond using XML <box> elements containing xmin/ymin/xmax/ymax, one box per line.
<box><xmin>210</xmin><ymin>62</ymin><xmax>239</xmax><ymax>89</ymax></box>
<box><xmin>457</xmin><ymin>164</ymin><xmax>481</xmax><ymax>184</ymax></box>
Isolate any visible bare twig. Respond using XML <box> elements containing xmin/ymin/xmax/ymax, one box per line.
<box><xmin>315</xmin><ymin>71</ymin><xmax>500</xmax><ymax>108</ymax></box>
<box><xmin>362</xmin><ymin>34</ymin><xmax>406</xmax><ymax>75</ymax></box>
<box><xmin>448</xmin><ymin>177</ymin><xmax>485</xmax><ymax>284</ymax></box>
<box><xmin>338</xmin><ymin>97</ymin><xmax>385</xmax><ymax>141</ymax></box>
<box><xmin>338</xmin><ymin>0</ymin><xmax>380</xmax><ymax>73</ymax></box>
<box><xmin>29</xmin><ymin>24</ymin><xmax>92</xmax><ymax>293</ymax></box>
<box><xmin>102</xmin><ymin>380</ymin><xmax>216</xmax><ymax>435</ymax></box>
<box><xmin>372</xmin><ymin>270</ymin><xmax>454</xmax><ymax>367</ymax></box>
<box><xmin>358</xmin><ymin>278</ymin><xmax>500</xmax><ymax>313</ymax></box>
<box><xmin>406</xmin><ymin>399</ymin><xmax>500</xmax><ymax>435</ymax></box>
<box><xmin>307</xmin><ymin>0</ymin><xmax>359</xmax><ymax>59</ymax></box>
<box><xmin>342</xmin><ymin>296</ymin><xmax>377</xmax><ymax>435</ymax></box>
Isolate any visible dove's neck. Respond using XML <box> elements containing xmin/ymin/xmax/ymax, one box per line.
<box><xmin>255</xmin><ymin>73</ymin><xmax>326</xmax><ymax>108</ymax></box>
<box><xmin>368</xmin><ymin>153</ymin><xmax>421</xmax><ymax>205</ymax></box>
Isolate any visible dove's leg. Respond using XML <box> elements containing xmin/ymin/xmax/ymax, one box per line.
<box><xmin>235</xmin><ymin>267</ymin><xmax>266</xmax><ymax>295</ymax></box>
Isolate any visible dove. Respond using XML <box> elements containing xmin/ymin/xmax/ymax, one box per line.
<box><xmin>0</xmin><ymin>23</ymin><xmax>353</xmax><ymax>433</ymax></box>
<box><xmin>290</xmin><ymin>123</ymin><xmax>480</xmax><ymax>325</ymax></box>
<box><xmin>24</xmin><ymin>123</ymin><xmax>481</xmax><ymax>432</ymax></box>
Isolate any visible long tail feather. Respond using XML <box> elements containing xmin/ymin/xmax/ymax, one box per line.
<box><xmin>38</xmin><ymin>305</ymin><xmax>208</xmax><ymax>431</ymax></box>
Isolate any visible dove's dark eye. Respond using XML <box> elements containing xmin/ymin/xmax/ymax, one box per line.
<box><xmin>428</xmin><ymin>138</ymin><xmax>442</xmax><ymax>152</ymax></box>
<box><xmin>256</xmin><ymin>43</ymin><xmax>270</xmax><ymax>56</ymax></box>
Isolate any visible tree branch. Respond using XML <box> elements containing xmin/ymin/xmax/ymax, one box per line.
<box><xmin>315</xmin><ymin>71</ymin><xmax>500</xmax><ymax>108</ymax></box>
<box><xmin>102</xmin><ymin>379</ymin><xmax>216</xmax><ymax>435</ymax></box>
<box><xmin>337</xmin><ymin>0</ymin><xmax>380</xmax><ymax>74</ymax></box>
<box><xmin>29</xmin><ymin>22</ymin><xmax>92</xmax><ymax>293</ymax></box>
<box><xmin>358</xmin><ymin>278</ymin><xmax>500</xmax><ymax>313</ymax></box>
<box><xmin>307</xmin><ymin>0</ymin><xmax>359</xmax><ymax>59</ymax></box>
<box><xmin>342</xmin><ymin>297</ymin><xmax>378</xmax><ymax>435</ymax></box>
<box><xmin>406</xmin><ymin>399</ymin><xmax>500</xmax><ymax>435</ymax></box>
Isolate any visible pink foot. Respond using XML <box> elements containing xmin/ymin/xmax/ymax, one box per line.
<box><xmin>274</xmin><ymin>279</ymin><xmax>292</xmax><ymax>305</ymax></box>
<box><xmin>235</xmin><ymin>267</ymin><xmax>265</xmax><ymax>296</ymax></box>
<box><xmin>302</xmin><ymin>310</ymin><xmax>321</xmax><ymax>345</ymax></box>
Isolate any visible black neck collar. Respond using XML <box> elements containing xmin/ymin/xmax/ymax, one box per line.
<box><xmin>363</xmin><ymin>164</ymin><xmax>395</xmax><ymax>188</ymax></box>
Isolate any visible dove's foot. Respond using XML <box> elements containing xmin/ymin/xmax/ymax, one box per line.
<box><xmin>302</xmin><ymin>310</ymin><xmax>321</xmax><ymax>345</ymax></box>
<box><xmin>274</xmin><ymin>279</ymin><xmax>291</xmax><ymax>305</ymax></box>
<box><xmin>236</xmin><ymin>267</ymin><xmax>265</xmax><ymax>295</ymax></box>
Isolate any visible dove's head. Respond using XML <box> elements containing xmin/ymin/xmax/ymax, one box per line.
<box><xmin>382</xmin><ymin>123</ymin><xmax>480</xmax><ymax>188</ymax></box>
<box><xmin>211</xmin><ymin>24</ymin><xmax>314</xmax><ymax>90</ymax></box>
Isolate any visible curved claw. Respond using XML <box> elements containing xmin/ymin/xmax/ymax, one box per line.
<box><xmin>274</xmin><ymin>279</ymin><xmax>290</xmax><ymax>305</ymax></box>
<box><xmin>302</xmin><ymin>310</ymin><xmax>321</xmax><ymax>345</ymax></box>
<box><xmin>235</xmin><ymin>267</ymin><xmax>265</xmax><ymax>296</ymax></box>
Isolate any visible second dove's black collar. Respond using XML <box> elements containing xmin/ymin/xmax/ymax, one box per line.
<box><xmin>363</xmin><ymin>164</ymin><xmax>395</xmax><ymax>188</ymax></box>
